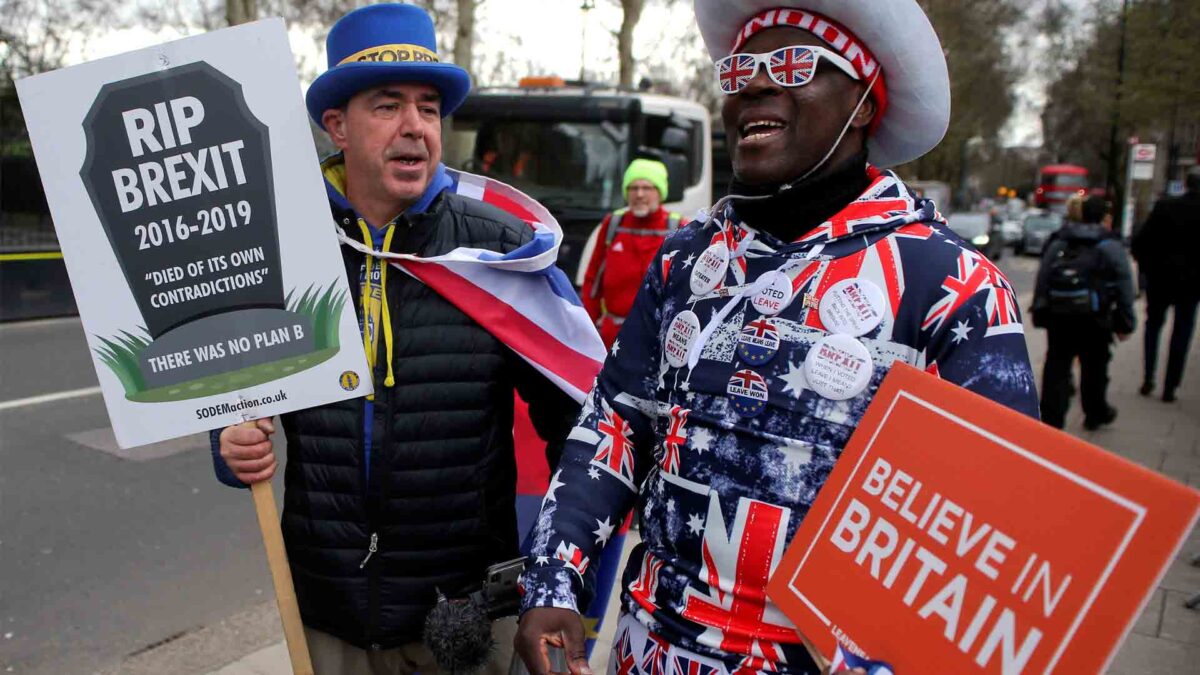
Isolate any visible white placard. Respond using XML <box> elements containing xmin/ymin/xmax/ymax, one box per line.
<box><xmin>16</xmin><ymin>19</ymin><xmax>371</xmax><ymax>448</ymax></box>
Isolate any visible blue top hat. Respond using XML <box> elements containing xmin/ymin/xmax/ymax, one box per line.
<box><xmin>306</xmin><ymin>3</ymin><xmax>472</xmax><ymax>128</ymax></box>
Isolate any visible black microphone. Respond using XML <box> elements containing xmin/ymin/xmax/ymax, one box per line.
<box><xmin>423</xmin><ymin>589</ymin><xmax>495</xmax><ymax>674</ymax></box>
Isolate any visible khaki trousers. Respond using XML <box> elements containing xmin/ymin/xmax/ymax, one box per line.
<box><xmin>306</xmin><ymin>617</ymin><xmax>517</xmax><ymax>675</ymax></box>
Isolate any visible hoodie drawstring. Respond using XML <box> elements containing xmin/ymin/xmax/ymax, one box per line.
<box><xmin>378</xmin><ymin>226</ymin><xmax>397</xmax><ymax>388</ymax></box>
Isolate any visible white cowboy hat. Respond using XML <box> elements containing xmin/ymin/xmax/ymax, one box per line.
<box><xmin>694</xmin><ymin>0</ymin><xmax>950</xmax><ymax>168</ymax></box>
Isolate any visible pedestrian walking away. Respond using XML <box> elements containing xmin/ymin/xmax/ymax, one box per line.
<box><xmin>1032</xmin><ymin>195</ymin><xmax>1136</xmax><ymax>430</ymax></box>
<box><xmin>1132</xmin><ymin>165</ymin><xmax>1200</xmax><ymax>403</ymax></box>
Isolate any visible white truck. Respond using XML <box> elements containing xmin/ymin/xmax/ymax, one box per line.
<box><xmin>443</xmin><ymin>78</ymin><xmax>713</xmax><ymax>281</ymax></box>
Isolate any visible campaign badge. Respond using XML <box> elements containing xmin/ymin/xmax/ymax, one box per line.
<box><xmin>727</xmin><ymin>368</ymin><xmax>770</xmax><ymax>417</ymax></box>
<box><xmin>750</xmin><ymin>270</ymin><xmax>794</xmax><ymax>316</ymax></box>
<box><xmin>736</xmin><ymin>317</ymin><xmax>780</xmax><ymax>366</ymax></box>
<box><xmin>665</xmin><ymin>310</ymin><xmax>701</xmax><ymax>369</ymax></box>
<box><xmin>818</xmin><ymin>278</ymin><xmax>887</xmax><ymax>337</ymax></box>
<box><xmin>804</xmin><ymin>334</ymin><xmax>873</xmax><ymax>400</ymax></box>
<box><xmin>690</xmin><ymin>243</ymin><xmax>730</xmax><ymax>296</ymax></box>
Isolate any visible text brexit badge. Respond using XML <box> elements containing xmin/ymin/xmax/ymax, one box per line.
<box><xmin>727</xmin><ymin>368</ymin><xmax>769</xmax><ymax>417</ymax></box>
<box><xmin>737</xmin><ymin>317</ymin><xmax>780</xmax><ymax>366</ymax></box>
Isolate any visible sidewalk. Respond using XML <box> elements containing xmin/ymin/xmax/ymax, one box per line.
<box><xmin>193</xmin><ymin>312</ymin><xmax>1200</xmax><ymax>675</ymax></box>
<box><xmin>1024</xmin><ymin>309</ymin><xmax>1200</xmax><ymax>674</ymax></box>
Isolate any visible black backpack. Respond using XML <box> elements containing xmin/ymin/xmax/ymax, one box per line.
<box><xmin>1045</xmin><ymin>238</ymin><xmax>1110</xmax><ymax>318</ymax></box>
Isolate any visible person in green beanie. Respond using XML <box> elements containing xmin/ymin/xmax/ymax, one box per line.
<box><xmin>578</xmin><ymin>158</ymin><xmax>682</xmax><ymax>347</ymax></box>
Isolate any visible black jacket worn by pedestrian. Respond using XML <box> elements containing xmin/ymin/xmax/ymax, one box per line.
<box><xmin>1132</xmin><ymin>190</ymin><xmax>1200</xmax><ymax>300</ymax></box>
<box><xmin>214</xmin><ymin>163</ymin><xmax>580</xmax><ymax>649</ymax></box>
<box><xmin>1032</xmin><ymin>221</ymin><xmax>1137</xmax><ymax>335</ymax></box>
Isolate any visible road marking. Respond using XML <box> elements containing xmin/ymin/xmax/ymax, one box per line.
<box><xmin>68</xmin><ymin>427</ymin><xmax>207</xmax><ymax>461</ymax></box>
<box><xmin>0</xmin><ymin>386</ymin><xmax>102</xmax><ymax>412</ymax></box>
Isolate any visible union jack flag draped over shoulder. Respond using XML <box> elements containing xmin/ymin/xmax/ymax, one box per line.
<box><xmin>519</xmin><ymin>166</ymin><xmax>1037</xmax><ymax>675</ymax></box>
<box><xmin>336</xmin><ymin>169</ymin><xmax>628</xmax><ymax>657</ymax></box>
<box><xmin>337</xmin><ymin>168</ymin><xmax>606</xmax><ymax>403</ymax></box>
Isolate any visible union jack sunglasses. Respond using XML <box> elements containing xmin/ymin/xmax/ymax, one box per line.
<box><xmin>715</xmin><ymin>45</ymin><xmax>860</xmax><ymax>95</ymax></box>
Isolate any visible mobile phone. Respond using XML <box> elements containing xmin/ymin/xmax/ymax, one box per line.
<box><xmin>484</xmin><ymin>556</ymin><xmax>525</xmax><ymax>618</ymax></box>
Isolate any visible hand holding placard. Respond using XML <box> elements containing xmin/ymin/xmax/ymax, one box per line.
<box><xmin>219</xmin><ymin>417</ymin><xmax>277</xmax><ymax>484</ymax></box>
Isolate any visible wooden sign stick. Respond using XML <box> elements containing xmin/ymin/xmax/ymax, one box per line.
<box><xmin>251</xmin><ymin>479</ymin><xmax>314</xmax><ymax>674</ymax></box>
<box><xmin>798</xmin><ymin>631</ymin><xmax>831</xmax><ymax>673</ymax></box>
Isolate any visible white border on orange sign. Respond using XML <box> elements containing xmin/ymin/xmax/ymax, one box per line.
<box><xmin>785</xmin><ymin>389</ymin><xmax>1148</xmax><ymax>674</ymax></box>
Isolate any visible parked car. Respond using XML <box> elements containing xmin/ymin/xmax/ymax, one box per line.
<box><xmin>1017</xmin><ymin>211</ymin><xmax>1063</xmax><ymax>256</ymax></box>
<box><xmin>947</xmin><ymin>212</ymin><xmax>1005</xmax><ymax>261</ymax></box>
<box><xmin>999</xmin><ymin>217</ymin><xmax>1024</xmax><ymax>248</ymax></box>
<box><xmin>998</xmin><ymin>198</ymin><xmax>1027</xmax><ymax>248</ymax></box>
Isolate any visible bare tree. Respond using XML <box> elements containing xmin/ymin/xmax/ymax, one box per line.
<box><xmin>1042</xmin><ymin>0</ymin><xmax>1199</xmax><ymax>190</ymax></box>
<box><xmin>453</xmin><ymin>0</ymin><xmax>479</xmax><ymax>79</ymax></box>
<box><xmin>615</xmin><ymin>0</ymin><xmax>644</xmax><ymax>89</ymax></box>
<box><xmin>135</xmin><ymin>0</ymin><xmax>224</xmax><ymax>33</ymax></box>
<box><xmin>901</xmin><ymin>0</ymin><xmax>1021</xmax><ymax>196</ymax></box>
<box><xmin>0</xmin><ymin>0</ymin><xmax>114</xmax><ymax>79</ymax></box>
<box><xmin>226</xmin><ymin>0</ymin><xmax>256</xmax><ymax>26</ymax></box>
<box><xmin>1</xmin><ymin>0</ymin><xmax>124</xmax><ymax>151</ymax></box>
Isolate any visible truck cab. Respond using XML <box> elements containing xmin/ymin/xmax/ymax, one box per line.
<box><xmin>443</xmin><ymin>78</ymin><xmax>712</xmax><ymax>281</ymax></box>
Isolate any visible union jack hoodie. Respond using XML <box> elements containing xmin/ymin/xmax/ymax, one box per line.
<box><xmin>520</xmin><ymin>169</ymin><xmax>1039</xmax><ymax>675</ymax></box>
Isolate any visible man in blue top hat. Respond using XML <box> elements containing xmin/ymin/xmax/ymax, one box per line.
<box><xmin>212</xmin><ymin>4</ymin><xmax>580</xmax><ymax>673</ymax></box>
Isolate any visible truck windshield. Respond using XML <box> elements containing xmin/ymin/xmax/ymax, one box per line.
<box><xmin>445</xmin><ymin>118</ymin><xmax>628</xmax><ymax>211</ymax></box>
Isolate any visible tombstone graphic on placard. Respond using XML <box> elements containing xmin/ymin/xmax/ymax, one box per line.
<box><xmin>80</xmin><ymin>62</ymin><xmax>343</xmax><ymax>401</ymax></box>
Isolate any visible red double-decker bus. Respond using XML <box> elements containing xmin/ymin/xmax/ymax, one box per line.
<box><xmin>1034</xmin><ymin>164</ymin><xmax>1089</xmax><ymax>210</ymax></box>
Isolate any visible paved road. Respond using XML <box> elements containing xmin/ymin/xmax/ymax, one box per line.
<box><xmin>0</xmin><ymin>251</ymin><xmax>1043</xmax><ymax>675</ymax></box>
<box><xmin>0</xmin><ymin>318</ymin><xmax>284</xmax><ymax>675</ymax></box>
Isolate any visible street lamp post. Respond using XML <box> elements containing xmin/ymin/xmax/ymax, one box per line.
<box><xmin>580</xmin><ymin>1</ymin><xmax>595</xmax><ymax>82</ymax></box>
<box><xmin>1105</xmin><ymin>0</ymin><xmax>1130</xmax><ymax>220</ymax></box>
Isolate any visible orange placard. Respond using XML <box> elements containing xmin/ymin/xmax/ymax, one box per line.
<box><xmin>767</xmin><ymin>363</ymin><xmax>1200</xmax><ymax>674</ymax></box>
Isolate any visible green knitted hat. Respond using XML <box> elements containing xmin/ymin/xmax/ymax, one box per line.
<box><xmin>623</xmin><ymin>158</ymin><xmax>669</xmax><ymax>200</ymax></box>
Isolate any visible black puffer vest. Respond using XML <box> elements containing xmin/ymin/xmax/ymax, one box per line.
<box><xmin>280</xmin><ymin>190</ymin><xmax>578</xmax><ymax>648</ymax></box>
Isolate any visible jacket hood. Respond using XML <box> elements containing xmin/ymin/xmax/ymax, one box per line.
<box><xmin>1059</xmin><ymin>221</ymin><xmax>1115</xmax><ymax>243</ymax></box>
<box><xmin>723</xmin><ymin>167</ymin><xmax>946</xmax><ymax>255</ymax></box>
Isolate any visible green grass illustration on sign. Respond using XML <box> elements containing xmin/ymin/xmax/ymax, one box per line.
<box><xmin>95</xmin><ymin>282</ymin><xmax>348</xmax><ymax>402</ymax></box>
<box><xmin>95</xmin><ymin>330</ymin><xmax>152</xmax><ymax>394</ymax></box>
<box><xmin>285</xmin><ymin>284</ymin><xmax>347</xmax><ymax>351</ymax></box>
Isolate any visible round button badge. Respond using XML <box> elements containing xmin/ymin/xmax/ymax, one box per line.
<box><xmin>690</xmin><ymin>243</ymin><xmax>730</xmax><ymax>296</ymax></box>
<box><xmin>750</xmin><ymin>270</ymin><xmax>794</xmax><ymax>316</ymax></box>
<box><xmin>803</xmin><ymin>333</ymin><xmax>874</xmax><ymax>400</ymax></box>
<box><xmin>727</xmin><ymin>368</ymin><xmax>769</xmax><ymax>417</ymax></box>
<box><xmin>819</xmin><ymin>278</ymin><xmax>887</xmax><ymax>337</ymax></box>
<box><xmin>736</xmin><ymin>317</ymin><xmax>780</xmax><ymax>366</ymax></box>
<box><xmin>664</xmin><ymin>310</ymin><xmax>701</xmax><ymax>368</ymax></box>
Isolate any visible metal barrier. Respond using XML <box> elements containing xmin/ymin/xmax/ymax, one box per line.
<box><xmin>0</xmin><ymin>250</ymin><xmax>77</xmax><ymax>321</ymax></box>
<box><xmin>0</xmin><ymin>210</ymin><xmax>77</xmax><ymax>322</ymax></box>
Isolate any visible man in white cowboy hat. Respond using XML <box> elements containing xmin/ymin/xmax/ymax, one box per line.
<box><xmin>515</xmin><ymin>2</ymin><xmax>1039</xmax><ymax>674</ymax></box>
<box><xmin>212</xmin><ymin>4</ymin><xmax>582</xmax><ymax>673</ymax></box>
